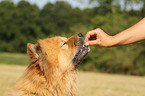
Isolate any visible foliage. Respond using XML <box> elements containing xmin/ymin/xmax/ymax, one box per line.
<box><xmin>0</xmin><ymin>0</ymin><xmax>145</xmax><ymax>75</ymax></box>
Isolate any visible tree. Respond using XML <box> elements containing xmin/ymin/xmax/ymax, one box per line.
<box><xmin>127</xmin><ymin>0</ymin><xmax>142</xmax><ymax>11</ymax></box>
<box><xmin>88</xmin><ymin>0</ymin><xmax>119</xmax><ymax>13</ymax></box>
<box><xmin>141</xmin><ymin>0</ymin><xmax>145</xmax><ymax>17</ymax></box>
<box><xmin>15</xmin><ymin>1</ymin><xmax>43</xmax><ymax>52</ymax></box>
<box><xmin>0</xmin><ymin>1</ymin><xmax>16</xmax><ymax>52</ymax></box>
<box><xmin>124</xmin><ymin>0</ymin><xmax>128</xmax><ymax>11</ymax></box>
<box><xmin>39</xmin><ymin>1</ymin><xmax>73</xmax><ymax>36</ymax></box>
<box><xmin>130</xmin><ymin>0</ymin><xmax>134</xmax><ymax>10</ymax></box>
<box><xmin>0</xmin><ymin>1</ymin><xmax>43</xmax><ymax>52</ymax></box>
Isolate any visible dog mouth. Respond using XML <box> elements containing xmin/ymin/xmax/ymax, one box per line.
<box><xmin>73</xmin><ymin>33</ymin><xmax>90</xmax><ymax>69</ymax></box>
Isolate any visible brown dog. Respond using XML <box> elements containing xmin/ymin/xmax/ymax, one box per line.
<box><xmin>10</xmin><ymin>33</ymin><xmax>90</xmax><ymax>96</ymax></box>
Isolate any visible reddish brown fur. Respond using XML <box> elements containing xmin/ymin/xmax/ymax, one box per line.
<box><xmin>9</xmin><ymin>35</ymin><xmax>79</xmax><ymax>96</ymax></box>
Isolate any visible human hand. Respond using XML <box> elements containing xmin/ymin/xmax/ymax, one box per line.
<box><xmin>85</xmin><ymin>28</ymin><xmax>114</xmax><ymax>47</ymax></box>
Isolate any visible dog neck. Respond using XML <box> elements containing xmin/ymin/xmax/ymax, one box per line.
<box><xmin>11</xmin><ymin>62</ymin><xmax>78</xmax><ymax>96</ymax></box>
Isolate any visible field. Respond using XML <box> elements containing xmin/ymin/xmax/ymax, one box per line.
<box><xmin>0</xmin><ymin>64</ymin><xmax>145</xmax><ymax>96</ymax></box>
<box><xmin>0</xmin><ymin>53</ymin><xmax>29</xmax><ymax>65</ymax></box>
<box><xmin>0</xmin><ymin>53</ymin><xmax>145</xmax><ymax>96</ymax></box>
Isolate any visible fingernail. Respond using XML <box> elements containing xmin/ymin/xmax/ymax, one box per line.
<box><xmin>85</xmin><ymin>42</ymin><xmax>89</xmax><ymax>46</ymax></box>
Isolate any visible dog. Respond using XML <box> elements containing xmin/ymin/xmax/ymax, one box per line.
<box><xmin>10</xmin><ymin>33</ymin><xmax>90</xmax><ymax>96</ymax></box>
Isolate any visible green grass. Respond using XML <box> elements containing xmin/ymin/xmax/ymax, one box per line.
<box><xmin>0</xmin><ymin>64</ymin><xmax>145</xmax><ymax>96</ymax></box>
<box><xmin>0</xmin><ymin>53</ymin><xmax>145</xmax><ymax>96</ymax></box>
<box><xmin>0</xmin><ymin>52</ymin><xmax>29</xmax><ymax>65</ymax></box>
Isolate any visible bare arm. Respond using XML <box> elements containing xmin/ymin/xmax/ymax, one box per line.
<box><xmin>113</xmin><ymin>17</ymin><xmax>145</xmax><ymax>46</ymax></box>
<box><xmin>85</xmin><ymin>17</ymin><xmax>145</xmax><ymax>47</ymax></box>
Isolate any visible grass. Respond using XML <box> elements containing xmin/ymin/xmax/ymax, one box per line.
<box><xmin>0</xmin><ymin>52</ymin><xmax>145</xmax><ymax>96</ymax></box>
<box><xmin>0</xmin><ymin>52</ymin><xmax>29</xmax><ymax>65</ymax></box>
<box><xmin>0</xmin><ymin>64</ymin><xmax>145</xmax><ymax>96</ymax></box>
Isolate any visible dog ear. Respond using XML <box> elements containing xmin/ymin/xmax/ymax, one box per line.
<box><xmin>27</xmin><ymin>43</ymin><xmax>38</xmax><ymax>62</ymax></box>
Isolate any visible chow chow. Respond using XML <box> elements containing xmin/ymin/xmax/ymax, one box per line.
<box><xmin>10</xmin><ymin>33</ymin><xmax>90</xmax><ymax>96</ymax></box>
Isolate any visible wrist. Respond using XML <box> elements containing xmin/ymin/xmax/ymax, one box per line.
<box><xmin>111</xmin><ymin>33</ymin><xmax>126</xmax><ymax>47</ymax></box>
<box><xmin>109</xmin><ymin>35</ymin><xmax>119</xmax><ymax>47</ymax></box>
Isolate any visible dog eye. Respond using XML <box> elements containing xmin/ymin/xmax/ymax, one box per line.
<box><xmin>63</xmin><ymin>42</ymin><xmax>67</xmax><ymax>45</ymax></box>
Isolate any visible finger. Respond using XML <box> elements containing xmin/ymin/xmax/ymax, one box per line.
<box><xmin>85</xmin><ymin>40</ymin><xmax>99</xmax><ymax>46</ymax></box>
<box><xmin>85</xmin><ymin>30</ymin><xmax>97</xmax><ymax>42</ymax></box>
<box><xmin>85</xmin><ymin>31</ymin><xmax>92</xmax><ymax>42</ymax></box>
<box><xmin>85</xmin><ymin>34</ymin><xmax>90</xmax><ymax>43</ymax></box>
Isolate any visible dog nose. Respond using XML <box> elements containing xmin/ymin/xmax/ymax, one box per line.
<box><xmin>78</xmin><ymin>33</ymin><xmax>83</xmax><ymax>37</ymax></box>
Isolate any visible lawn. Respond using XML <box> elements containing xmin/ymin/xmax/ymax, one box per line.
<box><xmin>0</xmin><ymin>52</ymin><xmax>29</xmax><ymax>65</ymax></box>
<box><xmin>0</xmin><ymin>64</ymin><xmax>145</xmax><ymax>96</ymax></box>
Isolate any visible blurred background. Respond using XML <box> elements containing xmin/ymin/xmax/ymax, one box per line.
<box><xmin>0</xmin><ymin>0</ymin><xmax>145</xmax><ymax>75</ymax></box>
<box><xmin>0</xmin><ymin>0</ymin><xmax>145</xmax><ymax>95</ymax></box>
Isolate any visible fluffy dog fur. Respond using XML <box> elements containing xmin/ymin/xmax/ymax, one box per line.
<box><xmin>9</xmin><ymin>35</ymin><xmax>83</xmax><ymax>96</ymax></box>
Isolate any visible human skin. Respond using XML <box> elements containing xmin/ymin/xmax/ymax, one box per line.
<box><xmin>85</xmin><ymin>17</ymin><xmax>145</xmax><ymax>47</ymax></box>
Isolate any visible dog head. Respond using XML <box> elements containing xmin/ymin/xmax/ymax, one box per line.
<box><xmin>27</xmin><ymin>33</ymin><xmax>90</xmax><ymax>76</ymax></box>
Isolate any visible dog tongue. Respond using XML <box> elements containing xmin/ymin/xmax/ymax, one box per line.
<box><xmin>73</xmin><ymin>46</ymin><xmax>90</xmax><ymax>68</ymax></box>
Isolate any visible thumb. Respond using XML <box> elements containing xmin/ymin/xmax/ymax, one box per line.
<box><xmin>85</xmin><ymin>40</ymin><xmax>100</xmax><ymax>46</ymax></box>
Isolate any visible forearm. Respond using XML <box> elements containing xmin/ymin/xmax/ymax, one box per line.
<box><xmin>112</xmin><ymin>17</ymin><xmax>145</xmax><ymax>46</ymax></box>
